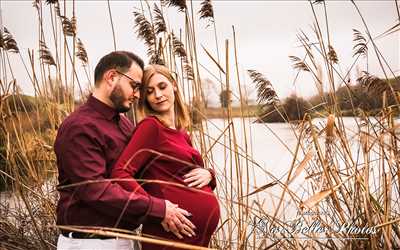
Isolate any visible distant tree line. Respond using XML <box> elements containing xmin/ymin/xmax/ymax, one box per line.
<box><xmin>258</xmin><ymin>76</ymin><xmax>400</xmax><ymax>123</ymax></box>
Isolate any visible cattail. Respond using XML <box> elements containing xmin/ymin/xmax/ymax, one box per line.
<box><xmin>289</xmin><ymin>55</ymin><xmax>310</xmax><ymax>72</ymax></box>
<box><xmin>153</xmin><ymin>4</ymin><xmax>167</xmax><ymax>34</ymax></box>
<box><xmin>327</xmin><ymin>45</ymin><xmax>338</xmax><ymax>64</ymax></box>
<box><xmin>39</xmin><ymin>40</ymin><xmax>56</xmax><ymax>66</ymax></box>
<box><xmin>60</xmin><ymin>16</ymin><xmax>76</xmax><ymax>37</ymax></box>
<box><xmin>199</xmin><ymin>0</ymin><xmax>214</xmax><ymax>22</ymax></box>
<box><xmin>247</xmin><ymin>69</ymin><xmax>279</xmax><ymax>106</ymax></box>
<box><xmin>76</xmin><ymin>38</ymin><xmax>88</xmax><ymax>66</ymax></box>
<box><xmin>353</xmin><ymin>29</ymin><xmax>368</xmax><ymax>58</ymax></box>
<box><xmin>0</xmin><ymin>27</ymin><xmax>19</xmax><ymax>53</ymax></box>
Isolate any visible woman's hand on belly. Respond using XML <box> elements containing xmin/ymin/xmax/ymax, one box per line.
<box><xmin>183</xmin><ymin>168</ymin><xmax>212</xmax><ymax>188</ymax></box>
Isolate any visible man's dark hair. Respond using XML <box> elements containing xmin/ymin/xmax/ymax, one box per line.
<box><xmin>94</xmin><ymin>51</ymin><xmax>144</xmax><ymax>85</ymax></box>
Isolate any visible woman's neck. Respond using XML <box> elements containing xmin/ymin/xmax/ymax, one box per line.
<box><xmin>157</xmin><ymin>110</ymin><xmax>176</xmax><ymax>129</ymax></box>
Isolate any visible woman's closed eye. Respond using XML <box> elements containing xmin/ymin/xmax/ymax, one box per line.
<box><xmin>158</xmin><ymin>82</ymin><xmax>167</xmax><ymax>89</ymax></box>
<box><xmin>146</xmin><ymin>82</ymin><xmax>167</xmax><ymax>95</ymax></box>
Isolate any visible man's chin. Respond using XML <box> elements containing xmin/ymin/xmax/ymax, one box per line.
<box><xmin>116</xmin><ymin>105</ymin><xmax>131</xmax><ymax>113</ymax></box>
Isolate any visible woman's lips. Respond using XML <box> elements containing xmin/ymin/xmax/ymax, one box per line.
<box><xmin>156</xmin><ymin>100</ymin><xmax>167</xmax><ymax>105</ymax></box>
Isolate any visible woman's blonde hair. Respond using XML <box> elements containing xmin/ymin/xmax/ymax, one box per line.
<box><xmin>138</xmin><ymin>64</ymin><xmax>190</xmax><ymax>130</ymax></box>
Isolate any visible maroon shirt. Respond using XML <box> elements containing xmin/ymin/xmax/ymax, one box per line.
<box><xmin>54</xmin><ymin>95</ymin><xmax>165</xmax><ymax>230</ymax></box>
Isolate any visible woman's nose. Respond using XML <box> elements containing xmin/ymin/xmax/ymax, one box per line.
<box><xmin>154</xmin><ymin>89</ymin><xmax>162</xmax><ymax>98</ymax></box>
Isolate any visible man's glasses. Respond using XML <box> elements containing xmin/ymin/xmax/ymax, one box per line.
<box><xmin>115</xmin><ymin>70</ymin><xmax>142</xmax><ymax>92</ymax></box>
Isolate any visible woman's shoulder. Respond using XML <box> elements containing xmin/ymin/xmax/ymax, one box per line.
<box><xmin>135</xmin><ymin>116</ymin><xmax>162</xmax><ymax>132</ymax></box>
<box><xmin>137</xmin><ymin>116</ymin><xmax>160</xmax><ymax>125</ymax></box>
<box><xmin>181</xmin><ymin>130</ymin><xmax>192</xmax><ymax>145</ymax></box>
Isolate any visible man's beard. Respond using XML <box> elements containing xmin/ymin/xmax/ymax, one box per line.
<box><xmin>110</xmin><ymin>84</ymin><xmax>131</xmax><ymax>113</ymax></box>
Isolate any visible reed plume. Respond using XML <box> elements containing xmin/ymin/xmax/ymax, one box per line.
<box><xmin>133</xmin><ymin>8</ymin><xmax>167</xmax><ymax>65</ymax></box>
<box><xmin>289</xmin><ymin>55</ymin><xmax>310</xmax><ymax>72</ymax></box>
<box><xmin>60</xmin><ymin>16</ymin><xmax>76</xmax><ymax>37</ymax></box>
<box><xmin>0</xmin><ymin>27</ymin><xmax>19</xmax><ymax>53</ymax></box>
<box><xmin>199</xmin><ymin>0</ymin><xmax>214</xmax><ymax>23</ymax></box>
<box><xmin>153</xmin><ymin>4</ymin><xmax>167</xmax><ymax>35</ymax></box>
<box><xmin>45</xmin><ymin>0</ymin><xmax>58</xmax><ymax>4</ymax></box>
<box><xmin>133</xmin><ymin>10</ymin><xmax>155</xmax><ymax>46</ymax></box>
<box><xmin>149</xmin><ymin>40</ymin><xmax>165</xmax><ymax>65</ymax></box>
<box><xmin>247</xmin><ymin>69</ymin><xmax>279</xmax><ymax>106</ymax></box>
<box><xmin>149</xmin><ymin>54</ymin><xmax>165</xmax><ymax>65</ymax></box>
<box><xmin>183</xmin><ymin>57</ymin><xmax>194</xmax><ymax>80</ymax></box>
<box><xmin>171</xmin><ymin>32</ymin><xmax>187</xmax><ymax>57</ymax></box>
<box><xmin>133</xmin><ymin>10</ymin><xmax>157</xmax><ymax>61</ymax></box>
<box><xmin>352</xmin><ymin>28</ymin><xmax>368</xmax><ymax>57</ymax></box>
<box><xmin>327</xmin><ymin>45</ymin><xmax>338</xmax><ymax>64</ymax></box>
<box><xmin>171</xmin><ymin>33</ymin><xmax>193</xmax><ymax>79</ymax></box>
<box><xmin>76</xmin><ymin>38</ymin><xmax>88</xmax><ymax>66</ymax></box>
<box><xmin>165</xmin><ymin>0</ymin><xmax>186</xmax><ymax>12</ymax></box>
<box><xmin>357</xmin><ymin>71</ymin><xmax>389</xmax><ymax>95</ymax></box>
<box><xmin>32</xmin><ymin>0</ymin><xmax>39</xmax><ymax>10</ymax></box>
<box><xmin>39</xmin><ymin>40</ymin><xmax>56</xmax><ymax>66</ymax></box>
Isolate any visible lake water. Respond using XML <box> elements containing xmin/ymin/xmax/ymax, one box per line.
<box><xmin>199</xmin><ymin>116</ymin><xmax>400</xmax><ymax>246</ymax></box>
<box><xmin>201</xmin><ymin>116</ymin><xmax>398</xmax><ymax>218</ymax></box>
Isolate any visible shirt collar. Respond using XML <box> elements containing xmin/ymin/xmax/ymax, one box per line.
<box><xmin>87</xmin><ymin>95</ymin><xmax>120</xmax><ymax>121</ymax></box>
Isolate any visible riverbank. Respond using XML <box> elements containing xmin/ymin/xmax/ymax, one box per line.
<box><xmin>203</xmin><ymin>105</ymin><xmax>259</xmax><ymax>118</ymax></box>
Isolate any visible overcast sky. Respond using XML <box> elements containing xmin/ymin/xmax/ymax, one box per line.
<box><xmin>1</xmin><ymin>1</ymin><xmax>399</xmax><ymax>105</ymax></box>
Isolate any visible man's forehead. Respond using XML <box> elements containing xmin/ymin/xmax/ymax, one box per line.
<box><xmin>127</xmin><ymin>64</ymin><xmax>143</xmax><ymax>78</ymax></box>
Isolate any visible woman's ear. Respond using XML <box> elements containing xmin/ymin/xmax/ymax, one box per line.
<box><xmin>172</xmin><ymin>80</ymin><xmax>178</xmax><ymax>92</ymax></box>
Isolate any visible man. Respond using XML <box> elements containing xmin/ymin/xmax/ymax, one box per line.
<box><xmin>55</xmin><ymin>51</ymin><xmax>196</xmax><ymax>249</ymax></box>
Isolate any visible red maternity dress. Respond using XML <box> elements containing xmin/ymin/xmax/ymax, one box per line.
<box><xmin>111</xmin><ymin>116</ymin><xmax>220</xmax><ymax>249</ymax></box>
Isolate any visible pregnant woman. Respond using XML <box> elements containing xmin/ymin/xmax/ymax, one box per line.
<box><xmin>111</xmin><ymin>64</ymin><xmax>220</xmax><ymax>249</ymax></box>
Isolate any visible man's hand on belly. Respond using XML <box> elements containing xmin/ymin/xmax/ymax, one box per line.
<box><xmin>161</xmin><ymin>200</ymin><xmax>197</xmax><ymax>239</ymax></box>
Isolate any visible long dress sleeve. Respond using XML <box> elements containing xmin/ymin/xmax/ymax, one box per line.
<box><xmin>111</xmin><ymin>117</ymin><xmax>163</xmax><ymax>197</ymax></box>
<box><xmin>183</xmin><ymin>132</ymin><xmax>217</xmax><ymax>190</ymax></box>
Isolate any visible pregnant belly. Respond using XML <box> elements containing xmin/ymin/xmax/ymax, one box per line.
<box><xmin>143</xmin><ymin>184</ymin><xmax>220</xmax><ymax>248</ymax></box>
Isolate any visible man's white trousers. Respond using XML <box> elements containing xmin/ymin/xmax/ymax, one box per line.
<box><xmin>57</xmin><ymin>234</ymin><xmax>138</xmax><ymax>250</ymax></box>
